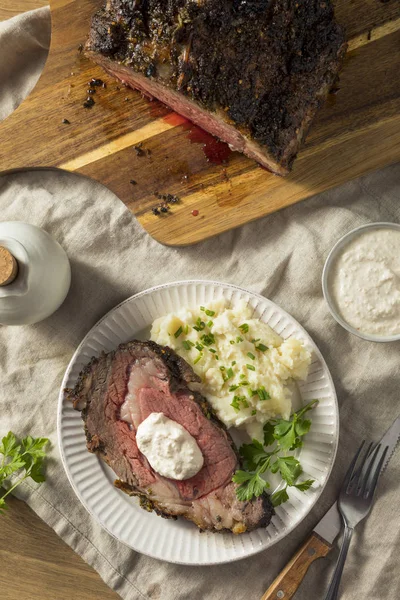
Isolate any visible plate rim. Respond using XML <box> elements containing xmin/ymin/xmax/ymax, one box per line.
<box><xmin>57</xmin><ymin>279</ymin><xmax>339</xmax><ymax>565</ymax></box>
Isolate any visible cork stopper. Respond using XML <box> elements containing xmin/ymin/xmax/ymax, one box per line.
<box><xmin>0</xmin><ymin>246</ymin><xmax>18</xmax><ymax>286</ymax></box>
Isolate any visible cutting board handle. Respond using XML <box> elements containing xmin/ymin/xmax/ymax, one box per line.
<box><xmin>261</xmin><ymin>532</ymin><xmax>332</xmax><ymax>600</ymax></box>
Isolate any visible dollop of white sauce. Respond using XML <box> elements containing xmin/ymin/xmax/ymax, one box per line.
<box><xmin>330</xmin><ymin>228</ymin><xmax>400</xmax><ymax>336</ymax></box>
<box><xmin>136</xmin><ymin>413</ymin><xmax>204</xmax><ymax>480</ymax></box>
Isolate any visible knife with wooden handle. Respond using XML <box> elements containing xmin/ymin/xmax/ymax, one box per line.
<box><xmin>261</xmin><ymin>414</ymin><xmax>400</xmax><ymax>600</ymax></box>
<box><xmin>261</xmin><ymin>504</ymin><xmax>338</xmax><ymax>600</ymax></box>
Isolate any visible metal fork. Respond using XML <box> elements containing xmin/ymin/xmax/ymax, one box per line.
<box><xmin>324</xmin><ymin>441</ymin><xmax>388</xmax><ymax>600</ymax></box>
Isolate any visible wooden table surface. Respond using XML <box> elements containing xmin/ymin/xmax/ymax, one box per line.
<box><xmin>0</xmin><ymin>6</ymin><xmax>118</xmax><ymax>598</ymax></box>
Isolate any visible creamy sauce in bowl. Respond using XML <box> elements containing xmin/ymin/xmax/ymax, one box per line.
<box><xmin>326</xmin><ymin>226</ymin><xmax>400</xmax><ymax>339</ymax></box>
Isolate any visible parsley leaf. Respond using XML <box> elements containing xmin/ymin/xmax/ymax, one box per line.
<box><xmin>239</xmin><ymin>439</ymin><xmax>269</xmax><ymax>471</ymax></box>
<box><xmin>294</xmin><ymin>479</ymin><xmax>314</xmax><ymax>492</ymax></box>
<box><xmin>0</xmin><ymin>432</ymin><xmax>49</xmax><ymax>513</ymax></box>
<box><xmin>271</xmin><ymin>487</ymin><xmax>290</xmax><ymax>507</ymax></box>
<box><xmin>233</xmin><ymin>400</ymin><xmax>318</xmax><ymax>505</ymax></box>
<box><xmin>233</xmin><ymin>470</ymin><xmax>269</xmax><ymax>502</ymax></box>
<box><xmin>274</xmin><ymin>456</ymin><xmax>303</xmax><ymax>486</ymax></box>
<box><xmin>0</xmin><ymin>432</ymin><xmax>19</xmax><ymax>457</ymax></box>
<box><xmin>263</xmin><ymin>422</ymin><xmax>275</xmax><ymax>447</ymax></box>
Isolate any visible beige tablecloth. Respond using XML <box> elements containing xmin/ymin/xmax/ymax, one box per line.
<box><xmin>1</xmin><ymin>8</ymin><xmax>400</xmax><ymax>600</ymax></box>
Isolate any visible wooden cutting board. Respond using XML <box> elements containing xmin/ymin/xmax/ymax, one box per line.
<box><xmin>1</xmin><ymin>0</ymin><xmax>400</xmax><ymax>246</ymax></box>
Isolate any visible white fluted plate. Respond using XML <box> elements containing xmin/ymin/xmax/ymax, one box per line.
<box><xmin>58</xmin><ymin>280</ymin><xmax>338</xmax><ymax>565</ymax></box>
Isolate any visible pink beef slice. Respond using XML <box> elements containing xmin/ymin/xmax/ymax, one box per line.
<box><xmin>67</xmin><ymin>340</ymin><xmax>274</xmax><ymax>533</ymax></box>
<box><xmin>85</xmin><ymin>0</ymin><xmax>346</xmax><ymax>175</ymax></box>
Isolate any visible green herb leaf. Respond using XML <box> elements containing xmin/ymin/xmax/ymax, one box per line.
<box><xmin>271</xmin><ymin>487</ymin><xmax>289</xmax><ymax>507</ymax></box>
<box><xmin>246</xmin><ymin>364</ymin><xmax>255</xmax><ymax>371</ymax></box>
<box><xmin>0</xmin><ymin>432</ymin><xmax>49</xmax><ymax>514</ymax></box>
<box><xmin>233</xmin><ymin>470</ymin><xmax>269</xmax><ymax>502</ymax></box>
<box><xmin>239</xmin><ymin>323</ymin><xmax>249</xmax><ymax>333</ymax></box>
<box><xmin>247</xmin><ymin>352</ymin><xmax>255</xmax><ymax>360</ymax></box>
<box><xmin>294</xmin><ymin>479</ymin><xmax>314</xmax><ymax>492</ymax></box>
<box><xmin>182</xmin><ymin>340</ymin><xmax>194</xmax><ymax>351</ymax></box>
<box><xmin>0</xmin><ymin>432</ymin><xmax>19</xmax><ymax>457</ymax></box>
<box><xmin>295</xmin><ymin>419</ymin><xmax>312</xmax><ymax>437</ymax></box>
<box><xmin>263</xmin><ymin>422</ymin><xmax>275</xmax><ymax>447</ymax></box>
<box><xmin>233</xmin><ymin>400</ymin><xmax>318</xmax><ymax>504</ymax></box>
<box><xmin>239</xmin><ymin>439</ymin><xmax>268</xmax><ymax>471</ymax></box>
<box><xmin>0</xmin><ymin>497</ymin><xmax>8</xmax><ymax>515</ymax></box>
<box><xmin>226</xmin><ymin>367</ymin><xmax>234</xmax><ymax>379</ymax></box>
<box><xmin>274</xmin><ymin>456</ymin><xmax>302</xmax><ymax>486</ymax></box>
<box><xmin>29</xmin><ymin>458</ymin><xmax>46</xmax><ymax>483</ymax></box>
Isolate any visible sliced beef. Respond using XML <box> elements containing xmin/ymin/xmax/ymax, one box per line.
<box><xmin>67</xmin><ymin>340</ymin><xmax>274</xmax><ymax>533</ymax></box>
<box><xmin>85</xmin><ymin>0</ymin><xmax>346</xmax><ymax>175</ymax></box>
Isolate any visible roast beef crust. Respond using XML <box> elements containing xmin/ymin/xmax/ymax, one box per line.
<box><xmin>87</xmin><ymin>0</ymin><xmax>346</xmax><ymax>169</ymax></box>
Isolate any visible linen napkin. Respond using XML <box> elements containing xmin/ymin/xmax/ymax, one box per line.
<box><xmin>1</xmin><ymin>8</ymin><xmax>400</xmax><ymax>600</ymax></box>
<box><xmin>0</xmin><ymin>7</ymin><xmax>50</xmax><ymax>121</ymax></box>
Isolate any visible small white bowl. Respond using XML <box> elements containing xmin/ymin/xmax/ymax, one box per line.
<box><xmin>322</xmin><ymin>222</ymin><xmax>400</xmax><ymax>343</ymax></box>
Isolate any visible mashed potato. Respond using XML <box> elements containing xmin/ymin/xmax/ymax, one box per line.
<box><xmin>150</xmin><ymin>300</ymin><xmax>311</xmax><ymax>440</ymax></box>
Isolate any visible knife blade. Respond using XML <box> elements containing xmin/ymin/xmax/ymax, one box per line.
<box><xmin>261</xmin><ymin>414</ymin><xmax>400</xmax><ymax>600</ymax></box>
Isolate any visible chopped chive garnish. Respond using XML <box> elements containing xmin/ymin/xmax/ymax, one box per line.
<box><xmin>236</xmin><ymin>336</ymin><xmax>243</xmax><ymax>343</ymax></box>
<box><xmin>240</xmin><ymin>381</ymin><xmax>249</xmax><ymax>386</ymax></box>
<box><xmin>246</xmin><ymin>364</ymin><xmax>256</xmax><ymax>371</ymax></box>
<box><xmin>215</xmin><ymin>355</ymin><xmax>219</xmax><ymax>360</ymax></box>
<box><xmin>201</xmin><ymin>333</ymin><xmax>215</xmax><ymax>346</ymax></box>
<box><xmin>229</xmin><ymin>340</ymin><xmax>235</xmax><ymax>345</ymax></box>
<box><xmin>219</xmin><ymin>366</ymin><xmax>226</xmax><ymax>371</ymax></box>
<box><xmin>194</xmin><ymin>353</ymin><xmax>203</xmax><ymax>364</ymax></box>
<box><xmin>251</xmin><ymin>338</ymin><xmax>260</xmax><ymax>343</ymax></box>
<box><xmin>231</xmin><ymin>395</ymin><xmax>248</xmax><ymax>411</ymax></box>
<box><xmin>256</xmin><ymin>343</ymin><xmax>268</xmax><ymax>352</ymax></box>
<box><xmin>195</xmin><ymin>343</ymin><xmax>204</xmax><ymax>351</ymax></box>
<box><xmin>184</xmin><ymin>325</ymin><xmax>189</xmax><ymax>334</ymax></box>
<box><xmin>229</xmin><ymin>385</ymin><xmax>239</xmax><ymax>392</ymax></box>
<box><xmin>257</xmin><ymin>387</ymin><xmax>271</xmax><ymax>401</ymax></box>
<box><xmin>231</xmin><ymin>397</ymin><xmax>240</xmax><ymax>411</ymax></box>
<box><xmin>251</xmin><ymin>409</ymin><xmax>257</xmax><ymax>416</ymax></box>
<box><xmin>226</xmin><ymin>367</ymin><xmax>234</xmax><ymax>379</ymax></box>
<box><xmin>247</xmin><ymin>352</ymin><xmax>256</xmax><ymax>360</ymax></box>
<box><xmin>250</xmin><ymin>389</ymin><xmax>258</xmax><ymax>397</ymax></box>
<box><xmin>231</xmin><ymin>361</ymin><xmax>236</xmax><ymax>366</ymax></box>
<box><xmin>174</xmin><ymin>326</ymin><xmax>183</xmax><ymax>338</ymax></box>
<box><xmin>207</xmin><ymin>320</ymin><xmax>213</xmax><ymax>327</ymax></box>
<box><xmin>239</xmin><ymin>323</ymin><xmax>249</xmax><ymax>333</ymax></box>
<box><xmin>193</xmin><ymin>317</ymin><xmax>206</xmax><ymax>331</ymax></box>
<box><xmin>200</xmin><ymin>306</ymin><xmax>216</xmax><ymax>317</ymax></box>
<box><xmin>209</xmin><ymin>348</ymin><xmax>216</xmax><ymax>353</ymax></box>
<box><xmin>240</xmin><ymin>374</ymin><xmax>246</xmax><ymax>379</ymax></box>
<box><xmin>182</xmin><ymin>340</ymin><xmax>194</xmax><ymax>350</ymax></box>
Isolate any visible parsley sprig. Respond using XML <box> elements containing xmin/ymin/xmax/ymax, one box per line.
<box><xmin>0</xmin><ymin>432</ymin><xmax>49</xmax><ymax>514</ymax></box>
<box><xmin>232</xmin><ymin>400</ymin><xmax>318</xmax><ymax>506</ymax></box>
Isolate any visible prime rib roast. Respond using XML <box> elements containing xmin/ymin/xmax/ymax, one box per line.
<box><xmin>67</xmin><ymin>340</ymin><xmax>274</xmax><ymax>533</ymax></box>
<box><xmin>85</xmin><ymin>0</ymin><xmax>346</xmax><ymax>175</ymax></box>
